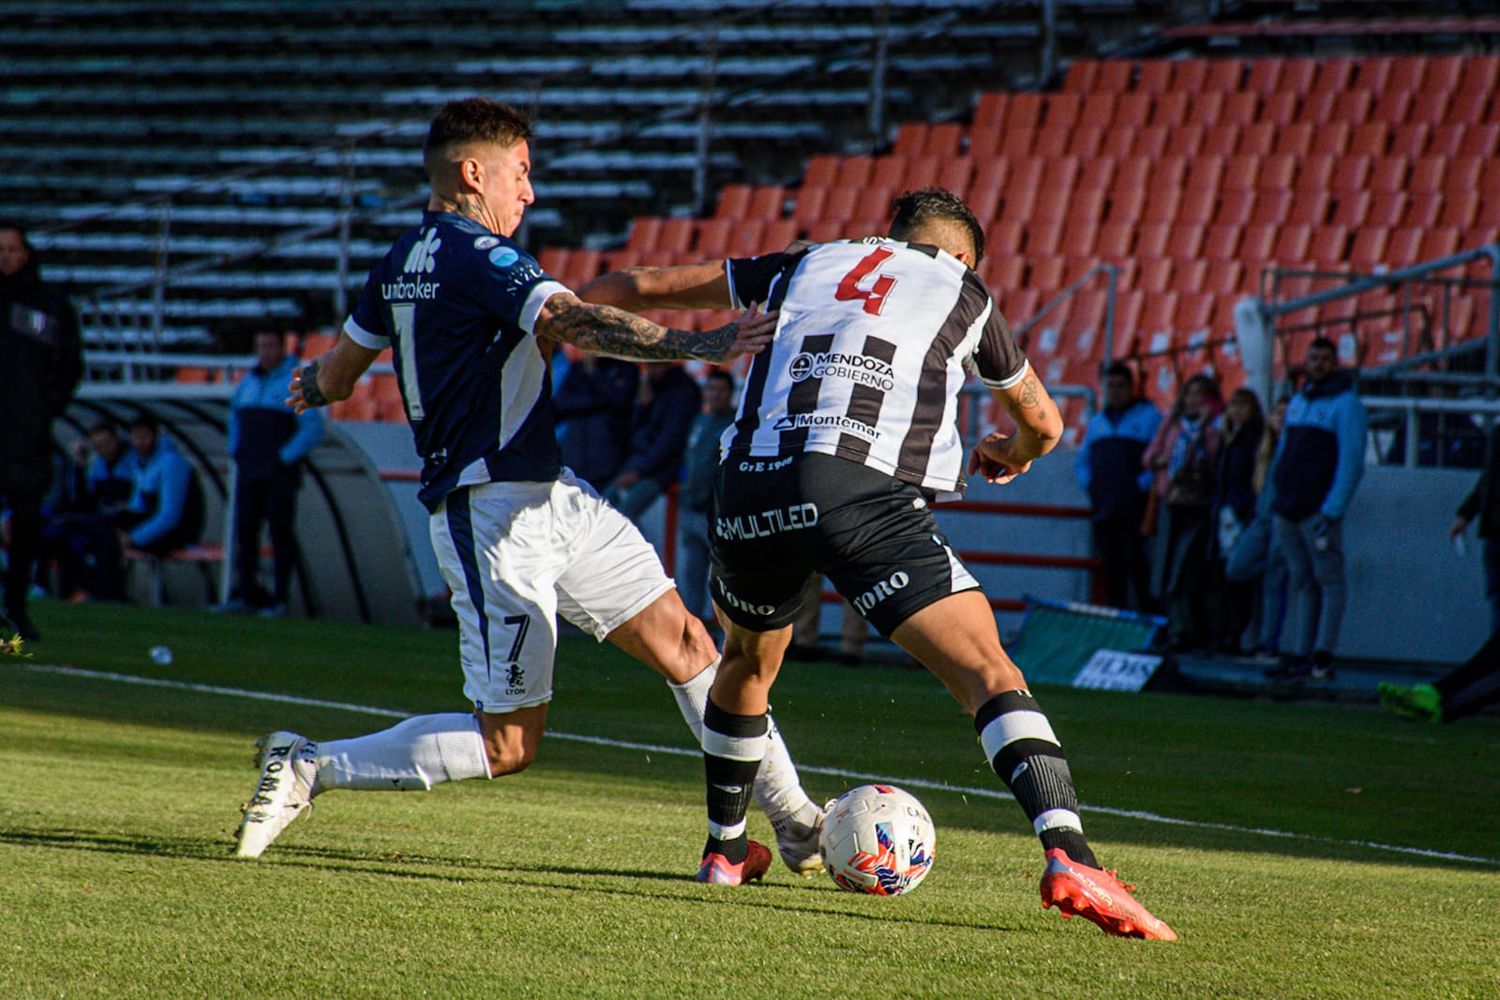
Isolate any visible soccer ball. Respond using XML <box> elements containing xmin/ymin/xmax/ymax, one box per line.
<box><xmin>818</xmin><ymin>784</ymin><xmax>935</xmax><ymax>896</ymax></box>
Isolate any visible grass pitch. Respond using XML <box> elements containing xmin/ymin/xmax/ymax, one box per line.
<box><xmin>2</xmin><ymin>602</ymin><xmax>1498</xmax><ymax>999</ymax></box>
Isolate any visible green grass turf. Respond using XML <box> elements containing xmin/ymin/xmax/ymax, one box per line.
<box><xmin>2</xmin><ymin>602</ymin><xmax>1498</xmax><ymax>999</ymax></box>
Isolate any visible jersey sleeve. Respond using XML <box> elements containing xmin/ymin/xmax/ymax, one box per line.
<box><xmin>970</xmin><ymin>299</ymin><xmax>1030</xmax><ymax>390</ymax></box>
<box><xmin>343</xmin><ymin>278</ymin><xmax>391</xmax><ymax>350</ymax></box>
<box><xmin>475</xmin><ymin>242</ymin><xmax>569</xmax><ymax>335</ymax></box>
<box><xmin>725</xmin><ymin>252</ymin><xmax>791</xmax><ymax>310</ymax></box>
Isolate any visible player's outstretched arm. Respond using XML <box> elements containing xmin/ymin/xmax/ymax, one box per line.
<box><xmin>534</xmin><ymin>290</ymin><xmax>774</xmax><ymax>363</ymax></box>
<box><xmin>286</xmin><ymin>332</ymin><xmax>383</xmax><ymax>414</ymax></box>
<box><xmin>967</xmin><ymin>369</ymin><xmax>1065</xmax><ymax>485</ymax></box>
<box><xmin>576</xmin><ymin>261</ymin><xmax>731</xmax><ymax>312</ymax></box>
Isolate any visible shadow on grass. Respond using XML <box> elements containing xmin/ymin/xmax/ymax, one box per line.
<box><xmin>0</xmin><ymin>827</ymin><xmax>1020</xmax><ymax>933</ymax></box>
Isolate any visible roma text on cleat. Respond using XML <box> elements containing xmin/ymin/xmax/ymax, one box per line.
<box><xmin>235</xmin><ymin>731</ymin><xmax>318</xmax><ymax>858</ymax></box>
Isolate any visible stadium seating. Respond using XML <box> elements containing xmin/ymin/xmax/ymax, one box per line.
<box><xmin>592</xmin><ymin>51</ymin><xmax>1500</xmax><ymax>419</ymax></box>
<box><xmin>0</xmin><ymin>0</ymin><xmax>1063</xmax><ymax>350</ymax></box>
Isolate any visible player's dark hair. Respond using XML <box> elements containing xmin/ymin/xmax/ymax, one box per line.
<box><xmin>129</xmin><ymin>414</ymin><xmax>160</xmax><ymax>433</ymax></box>
<box><xmin>423</xmin><ymin>98</ymin><xmax>533</xmax><ymax>181</ymax></box>
<box><xmin>0</xmin><ymin>219</ymin><xmax>29</xmax><ymax>244</ymax></box>
<box><xmin>1308</xmin><ymin>336</ymin><xmax>1337</xmax><ymax>355</ymax></box>
<box><xmin>888</xmin><ymin>187</ymin><xmax>985</xmax><ymax>264</ymax></box>
<box><xmin>706</xmin><ymin>369</ymin><xmax>735</xmax><ymax>390</ymax></box>
<box><xmin>1104</xmin><ymin>361</ymin><xmax>1134</xmax><ymax>385</ymax></box>
<box><xmin>87</xmin><ymin>420</ymin><xmax>120</xmax><ymax>436</ymax></box>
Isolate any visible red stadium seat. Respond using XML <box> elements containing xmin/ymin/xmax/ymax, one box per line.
<box><xmin>1313</xmin><ymin>57</ymin><xmax>1356</xmax><ymax>94</ymax></box>
<box><xmin>1272</xmin><ymin>224</ymin><xmax>1312</xmax><ymax>262</ymax></box>
<box><xmin>1368</xmin><ymin>156</ymin><xmax>1411</xmax><ymax>194</ymax></box>
<box><xmin>1222</xmin><ymin>92</ymin><xmax>1261</xmax><ymax>128</ymax></box>
<box><xmin>1028</xmin><ymin>255</ymin><xmax>1067</xmax><ymax>292</ymax></box>
<box><xmin>1384</xmin><ymin>227</ymin><xmax>1422</xmax><ymax>266</ymax></box>
<box><xmin>926</xmin><ymin>123</ymin><xmax>963</xmax><ymax>158</ymax></box>
<box><xmin>1009</xmin><ymin>93</ymin><xmax>1045</xmax><ymax>130</ymax></box>
<box><xmin>1099</xmin><ymin>126</ymin><xmax>1135</xmax><ymax>159</ymax></box>
<box><xmin>1262</xmin><ymin>90</ymin><xmax>1299</xmax><ymax>126</ymax></box>
<box><xmin>1445</xmin><ymin>88</ymin><xmax>1487</xmax><ymax>126</ymax></box>
<box><xmin>1457</xmin><ymin>124</ymin><xmax>1500</xmax><ymax>158</ymax></box>
<box><xmin>1175</xmin><ymin>259</ymin><xmax>1209</xmax><ymax>294</ymax></box>
<box><xmin>626</xmin><ymin>217</ymin><xmax>662</xmax><ymax>251</ymax></box>
<box><xmin>1246</xmin><ymin>60</ymin><xmax>1286</xmax><ymax>96</ymax></box>
<box><xmin>1153</xmin><ymin>92</ymin><xmax>1189</xmax><ymax>127</ymax></box>
<box><xmin>1333</xmin><ymin>90</ymin><xmax>1374</xmax><ymax>124</ymax></box>
<box><xmin>1106</xmin><ymin>188</ymin><xmax>1144</xmax><ymax>224</ymax></box>
<box><xmin>892</xmin><ymin>124</ymin><xmax>928</xmax><ymax>156</ymax></box>
<box><xmin>715</xmin><ymin>185</ymin><xmax>752</xmax><ymax>219</ymax></box>
<box><xmin>1079</xmin><ymin>93</ymin><xmax>1116</xmax><ymax>127</ymax></box>
<box><xmin>1136</xmin><ymin>60</ymin><xmax>1173</xmax><ymax>94</ymax></box>
<box><xmin>1297</xmin><ymin>92</ymin><xmax>1335</xmax><ymax>125</ymax></box>
<box><xmin>1252</xmin><ymin>190</ymin><xmax>1292</xmax><ymax>225</ymax></box>
<box><xmin>1408</xmin><ymin>156</ymin><xmax>1446</xmax><ymax>194</ymax></box>
<box><xmin>1095</xmin><ymin>222</ymin><xmax>1135</xmax><ymax>258</ymax></box>
<box><xmin>1401</xmin><ymin>194</ymin><xmax>1441</xmax><ymax>230</ymax></box>
<box><xmin>696</xmin><ymin>219</ymin><xmax>733</xmax><ymax>258</ymax></box>
<box><xmin>834</xmin><ymin>157</ymin><xmax>874</xmax><ymax>190</ymax></box>
<box><xmin>1132</xmin><ymin>125</ymin><xmax>1170</xmax><ymax>159</ymax></box>
<box><xmin>1331</xmin><ymin>156</ymin><xmax>1372</xmax><ymax>191</ymax></box>
<box><xmin>1448</xmin><ymin>155</ymin><xmax>1484</xmax><ymax>193</ymax></box>
<box><xmin>1223</xmin><ymin>155</ymin><xmax>1260</xmax><ymax>191</ymax></box>
<box><xmin>1066</xmin><ymin>125</ymin><xmax>1104</xmax><ymax>159</ymax></box>
<box><xmin>1133</xmin><ymin>222</ymin><xmax>1169</xmax><ymax>259</ymax></box>
<box><xmin>1310</xmin><ymin>122</ymin><xmax>1350</xmax><ymax>157</ymax></box>
<box><xmin>985</xmin><ymin>219</ymin><xmax>1025</xmax><ymax>255</ymax></box>
<box><xmin>1297</xmin><ymin>154</ymin><xmax>1335</xmax><ymax>192</ymax></box>
<box><xmin>791</xmin><ymin>187</ymin><xmax>829</xmax><ymax>224</ymax></box>
<box><xmin>804</xmin><ymin>156</ymin><xmax>838</xmax><ymax>188</ymax></box>
<box><xmin>1167</xmin><ymin>123</ymin><xmax>1207</xmax><ymax>158</ymax></box>
<box><xmin>1216</xmin><ymin>190</ymin><xmax>1254</xmax><ymax>226</ymax></box>
<box><xmin>1240</xmin><ymin>224</ymin><xmax>1276</xmax><ymax>263</ymax></box>
<box><xmin>1308</xmin><ymin>225</ymin><xmax>1350</xmax><ymax>267</ymax></box>
<box><xmin>1204</xmin><ymin>59</ymin><xmax>1245</xmax><ymax>92</ymax></box>
<box><xmin>1177</xmin><ymin>187</ymin><xmax>1217</xmax><ymax>225</ymax></box>
<box><xmin>1288</xmin><ymin>189</ymin><xmax>1330</xmax><ymax>226</ymax></box>
<box><xmin>1064</xmin><ymin>189</ymin><xmax>1106</xmax><ymax>228</ymax></box>
<box><xmin>1142</xmin><ymin>187</ymin><xmax>1182</xmax><ymax>225</ymax></box>
<box><xmin>1257</xmin><ymin>155</ymin><xmax>1296</xmax><ymax>190</ymax></box>
<box><xmin>1389</xmin><ymin>123</ymin><xmax>1431</xmax><ymax>157</ymax></box>
<box><xmin>1237</xmin><ymin>122</ymin><xmax>1275</xmax><ymax>157</ymax></box>
<box><xmin>1077</xmin><ymin>157</ymin><xmax>1116</xmax><ymax>192</ymax></box>
<box><xmin>974</xmin><ymin>92</ymin><xmax>1009</xmax><ymax>128</ymax></box>
<box><xmin>1203</xmin><ymin>224</ymin><xmax>1243</xmax><ymax>260</ymax></box>
<box><xmin>1027</xmin><ymin>221</ymin><xmax>1063</xmax><ymax>256</ymax></box>
<box><xmin>1187</xmin><ymin>91</ymin><xmax>1225</xmax><ymax>125</ymax></box>
<box><xmin>1032</xmin><ymin>128</ymin><xmax>1069</xmax><ymax>159</ymax></box>
<box><xmin>1138</xmin><ymin>258</ymin><xmax>1173</xmax><ymax>294</ymax></box>
<box><xmin>1347</xmin><ymin>121</ymin><xmax>1390</xmax><ymax>157</ymax></box>
<box><xmin>747</xmin><ymin>186</ymin><xmax>786</xmax><ymax>220</ymax></box>
<box><xmin>1419</xmin><ymin>228</ymin><xmax>1461</xmax><ymax>260</ymax></box>
<box><xmin>1117</xmin><ymin>93</ymin><xmax>1153</xmax><ymax>129</ymax></box>
<box><xmin>1438</xmin><ymin>192</ymin><xmax>1479</xmax><ymax>230</ymax></box>
<box><xmin>1203</xmin><ymin>259</ymin><xmax>1245</xmax><ymax>295</ymax></box>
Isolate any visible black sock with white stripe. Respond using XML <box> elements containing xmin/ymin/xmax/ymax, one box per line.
<box><xmin>701</xmin><ymin>698</ymin><xmax>768</xmax><ymax>865</ymax></box>
<box><xmin>975</xmin><ymin>690</ymin><xmax>1098</xmax><ymax>868</ymax></box>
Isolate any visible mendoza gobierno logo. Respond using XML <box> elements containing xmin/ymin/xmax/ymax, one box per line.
<box><xmin>787</xmin><ymin>350</ymin><xmax>895</xmax><ymax>391</ymax></box>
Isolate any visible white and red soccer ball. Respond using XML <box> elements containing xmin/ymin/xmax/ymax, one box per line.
<box><xmin>819</xmin><ymin>784</ymin><xmax>935</xmax><ymax>896</ymax></box>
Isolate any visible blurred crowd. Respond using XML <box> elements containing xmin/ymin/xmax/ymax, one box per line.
<box><xmin>1077</xmin><ymin>337</ymin><xmax>1369</xmax><ymax>680</ymax></box>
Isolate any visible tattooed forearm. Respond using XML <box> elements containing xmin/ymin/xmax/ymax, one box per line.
<box><xmin>1017</xmin><ymin>374</ymin><xmax>1041</xmax><ymax>409</ymax></box>
<box><xmin>537</xmin><ymin>295</ymin><xmax>736</xmax><ymax>362</ymax></box>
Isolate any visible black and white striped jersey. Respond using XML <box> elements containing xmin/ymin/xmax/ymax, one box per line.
<box><xmin>722</xmin><ymin>237</ymin><xmax>1029</xmax><ymax>498</ymax></box>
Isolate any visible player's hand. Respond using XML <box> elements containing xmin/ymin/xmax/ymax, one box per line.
<box><xmin>712</xmin><ymin>306</ymin><xmax>778</xmax><ymax>362</ymax></box>
<box><xmin>967</xmin><ymin>432</ymin><xmax>1032</xmax><ymax>485</ymax></box>
<box><xmin>286</xmin><ymin>368</ymin><xmax>311</xmax><ymax>414</ymax></box>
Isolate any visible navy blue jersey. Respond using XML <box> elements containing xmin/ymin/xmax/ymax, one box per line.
<box><xmin>345</xmin><ymin>210</ymin><xmax>570</xmax><ymax>511</ymax></box>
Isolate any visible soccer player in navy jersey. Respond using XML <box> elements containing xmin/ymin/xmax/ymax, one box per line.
<box><xmin>234</xmin><ymin>99</ymin><xmax>824</xmax><ymax>877</ymax></box>
<box><xmin>577</xmin><ymin>188</ymin><xmax>1176</xmax><ymax>938</ymax></box>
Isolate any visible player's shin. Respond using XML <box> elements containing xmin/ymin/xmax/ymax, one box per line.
<box><xmin>669</xmin><ymin>659</ymin><xmax>815</xmax><ymax>821</ymax></box>
<box><xmin>700</xmin><ymin>698</ymin><xmax>767</xmax><ymax>865</ymax></box>
<box><xmin>314</xmin><ymin>713</ymin><xmax>491</xmax><ymax>793</ymax></box>
<box><xmin>975</xmin><ymin>690</ymin><xmax>1098</xmax><ymax>867</ymax></box>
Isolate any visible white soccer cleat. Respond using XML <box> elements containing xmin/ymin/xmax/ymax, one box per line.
<box><xmin>770</xmin><ymin>802</ymin><xmax>826</xmax><ymax>877</ymax></box>
<box><xmin>235</xmin><ymin>731</ymin><xmax>319</xmax><ymax>858</ymax></box>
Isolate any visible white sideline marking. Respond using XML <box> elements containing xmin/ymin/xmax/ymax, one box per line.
<box><xmin>12</xmin><ymin>662</ymin><xmax>1498</xmax><ymax>867</ymax></box>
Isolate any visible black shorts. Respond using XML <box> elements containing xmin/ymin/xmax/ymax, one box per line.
<box><xmin>709</xmin><ymin>452</ymin><xmax>981</xmax><ymax>636</ymax></box>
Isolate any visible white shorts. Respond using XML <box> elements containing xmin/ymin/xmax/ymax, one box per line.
<box><xmin>429</xmin><ymin>469</ymin><xmax>675</xmax><ymax>714</ymax></box>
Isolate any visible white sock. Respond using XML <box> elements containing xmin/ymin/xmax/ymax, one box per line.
<box><xmin>668</xmin><ymin>660</ymin><xmax>815</xmax><ymax>822</ymax></box>
<box><xmin>314</xmin><ymin>713</ymin><xmax>490</xmax><ymax>793</ymax></box>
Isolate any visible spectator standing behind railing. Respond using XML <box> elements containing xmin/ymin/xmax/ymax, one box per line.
<box><xmin>676</xmin><ymin>369</ymin><xmax>736</xmax><ymax>627</ymax></box>
<box><xmin>1143</xmin><ymin>374</ymin><xmax>1223</xmax><ymax>653</ymax></box>
<box><xmin>0</xmin><ymin>221</ymin><xmax>83</xmax><ymax>641</ymax></box>
<box><xmin>553</xmin><ymin>354</ymin><xmax>638</xmax><ymax>491</ymax></box>
<box><xmin>220</xmin><ymin>332</ymin><xmax>323</xmax><ymax>617</ymax></box>
<box><xmin>1075</xmin><ymin>362</ymin><xmax>1161</xmax><ymax>611</ymax></box>
<box><xmin>1224</xmin><ymin>394</ymin><xmax>1290</xmax><ymax>664</ymax></box>
<box><xmin>1265</xmin><ymin>337</ymin><xmax>1368</xmax><ymax>682</ymax></box>
<box><xmin>1449</xmin><ymin>425</ymin><xmax>1500</xmax><ymax>634</ymax></box>
<box><xmin>1210</xmin><ymin>388</ymin><xmax>1265</xmax><ymax>652</ymax></box>
<box><xmin>605</xmin><ymin>362</ymin><xmax>701</xmax><ymax>522</ymax></box>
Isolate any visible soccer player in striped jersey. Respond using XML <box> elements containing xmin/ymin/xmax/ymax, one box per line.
<box><xmin>234</xmin><ymin>98</ymin><xmax>824</xmax><ymax>877</ymax></box>
<box><xmin>578</xmin><ymin>188</ymin><xmax>1176</xmax><ymax>939</ymax></box>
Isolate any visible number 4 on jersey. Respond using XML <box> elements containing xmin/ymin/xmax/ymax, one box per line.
<box><xmin>835</xmin><ymin>247</ymin><xmax>898</xmax><ymax>316</ymax></box>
